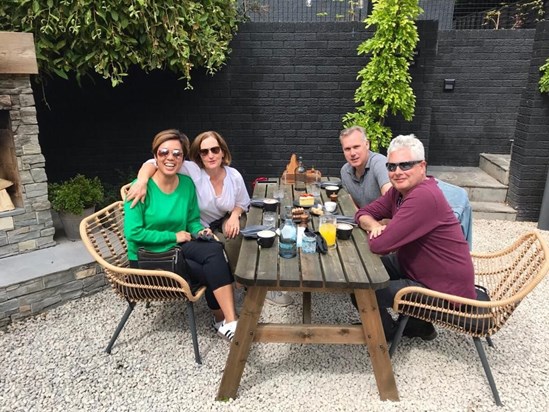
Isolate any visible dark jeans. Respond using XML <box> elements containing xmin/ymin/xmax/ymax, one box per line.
<box><xmin>132</xmin><ymin>240</ymin><xmax>233</xmax><ymax>310</ymax></box>
<box><xmin>351</xmin><ymin>254</ymin><xmax>423</xmax><ymax>334</ymax></box>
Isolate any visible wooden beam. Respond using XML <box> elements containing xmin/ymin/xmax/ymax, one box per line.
<box><xmin>0</xmin><ymin>32</ymin><xmax>38</xmax><ymax>74</ymax></box>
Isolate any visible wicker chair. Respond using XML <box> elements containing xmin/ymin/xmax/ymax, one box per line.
<box><xmin>79</xmin><ymin>201</ymin><xmax>207</xmax><ymax>364</ymax></box>
<box><xmin>389</xmin><ymin>231</ymin><xmax>549</xmax><ymax>406</ymax></box>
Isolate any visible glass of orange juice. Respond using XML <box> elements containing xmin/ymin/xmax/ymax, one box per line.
<box><xmin>319</xmin><ymin>215</ymin><xmax>337</xmax><ymax>249</ymax></box>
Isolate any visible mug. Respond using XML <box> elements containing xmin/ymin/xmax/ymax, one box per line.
<box><xmin>263</xmin><ymin>198</ymin><xmax>279</xmax><ymax>212</ymax></box>
<box><xmin>336</xmin><ymin>223</ymin><xmax>353</xmax><ymax>240</ymax></box>
<box><xmin>257</xmin><ymin>230</ymin><xmax>276</xmax><ymax>248</ymax></box>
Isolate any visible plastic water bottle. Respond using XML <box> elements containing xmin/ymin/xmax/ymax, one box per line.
<box><xmin>279</xmin><ymin>215</ymin><xmax>297</xmax><ymax>259</ymax></box>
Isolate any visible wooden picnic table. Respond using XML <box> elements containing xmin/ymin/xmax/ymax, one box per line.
<box><xmin>216</xmin><ymin>178</ymin><xmax>399</xmax><ymax>402</ymax></box>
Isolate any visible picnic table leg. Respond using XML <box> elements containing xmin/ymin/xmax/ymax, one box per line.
<box><xmin>302</xmin><ymin>292</ymin><xmax>312</xmax><ymax>323</ymax></box>
<box><xmin>216</xmin><ymin>286</ymin><xmax>267</xmax><ymax>401</ymax></box>
<box><xmin>354</xmin><ymin>289</ymin><xmax>399</xmax><ymax>402</ymax></box>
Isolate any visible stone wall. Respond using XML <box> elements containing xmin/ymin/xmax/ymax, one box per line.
<box><xmin>0</xmin><ymin>263</ymin><xmax>106</xmax><ymax>329</ymax></box>
<box><xmin>0</xmin><ymin>75</ymin><xmax>55</xmax><ymax>258</ymax></box>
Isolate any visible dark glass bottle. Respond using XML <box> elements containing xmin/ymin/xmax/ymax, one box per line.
<box><xmin>294</xmin><ymin>156</ymin><xmax>306</xmax><ymax>191</ymax></box>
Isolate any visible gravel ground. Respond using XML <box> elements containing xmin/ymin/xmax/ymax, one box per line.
<box><xmin>1</xmin><ymin>220</ymin><xmax>548</xmax><ymax>412</ymax></box>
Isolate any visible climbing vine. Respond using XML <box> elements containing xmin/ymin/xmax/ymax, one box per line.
<box><xmin>343</xmin><ymin>0</ymin><xmax>421</xmax><ymax>150</ymax></box>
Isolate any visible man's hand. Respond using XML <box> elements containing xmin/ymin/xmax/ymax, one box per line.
<box><xmin>368</xmin><ymin>224</ymin><xmax>387</xmax><ymax>239</ymax></box>
<box><xmin>126</xmin><ymin>180</ymin><xmax>148</xmax><ymax>208</ymax></box>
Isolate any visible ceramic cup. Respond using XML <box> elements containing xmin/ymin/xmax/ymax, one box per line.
<box><xmin>263</xmin><ymin>198</ymin><xmax>278</xmax><ymax>212</ymax></box>
<box><xmin>324</xmin><ymin>185</ymin><xmax>340</xmax><ymax>197</ymax></box>
<box><xmin>257</xmin><ymin>230</ymin><xmax>276</xmax><ymax>248</ymax></box>
<box><xmin>324</xmin><ymin>201</ymin><xmax>337</xmax><ymax>213</ymax></box>
<box><xmin>336</xmin><ymin>223</ymin><xmax>354</xmax><ymax>240</ymax></box>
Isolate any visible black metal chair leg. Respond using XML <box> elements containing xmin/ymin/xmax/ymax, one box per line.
<box><xmin>473</xmin><ymin>337</ymin><xmax>502</xmax><ymax>406</ymax></box>
<box><xmin>186</xmin><ymin>301</ymin><xmax>202</xmax><ymax>365</ymax></box>
<box><xmin>106</xmin><ymin>301</ymin><xmax>136</xmax><ymax>354</ymax></box>
<box><xmin>389</xmin><ymin>315</ymin><xmax>409</xmax><ymax>357</ymax></box>
<box><xmin>486</xmin><ymin>335</ymin><xmax>494</xmax><ymax>347</ymax></box>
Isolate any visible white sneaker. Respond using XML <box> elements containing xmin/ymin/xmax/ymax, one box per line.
<box><xmin>212</xmin><ymin>316</ymin><xmax>223</xmax><ymax>332</ymax></box>
<box><xmin>218</xmin><ymin>320</ymin><xmax>238</xmax><ymax>342</ymax></box>
<box><xmin>265</xmin><ymin>291</ymin><xmax>293</xmax><ymax>307</ymax></box>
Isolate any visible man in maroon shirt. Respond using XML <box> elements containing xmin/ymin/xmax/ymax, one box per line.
<box><xmin>355</xmin><ymin>134</ymin><xmax>476</xmax><ymax>341</ymax></box>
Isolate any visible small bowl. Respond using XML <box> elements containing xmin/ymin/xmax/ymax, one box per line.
<box><xmin>263</xmin><ymin>198</ymin><xmax>279</xmax><ymax>212</ymax></box>
<box><xmin>324</xmin><ymin>201</ymin><xmax>337</xmax><ymax>213</ymax></box>
<box><xmin>336</xmin><ymin>223</ymin><xmax>353</xmax><ymax>240</ymax></box>
<box><xmin>325</xmin><ymin>185</ymin><xmax>340</xmax><ymax>197</ymax></box>
<box><xmin>257</xmin><ymin>230</ymin><xmax>276</xmax><ymax>248</ymax></box>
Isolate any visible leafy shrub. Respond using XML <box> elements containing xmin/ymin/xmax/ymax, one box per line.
<box><xmin>49</xmin><ymin>174</ymin><xmax>104</xmax><ymax>215</ymax></box>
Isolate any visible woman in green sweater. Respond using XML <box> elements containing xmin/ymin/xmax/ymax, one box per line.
<box><xmin>124</xmin><ymin>129</ymin><xmax>238</xmax><ymax>342</ymax></box>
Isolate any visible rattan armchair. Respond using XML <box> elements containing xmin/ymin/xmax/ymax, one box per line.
<box><xmin>79</xmin><ymin>201</ymin><xmax>207</xmax><ymax>364</ymax></box>
<box><xmin>389</xmin><ymin>231</ymin><xmax>549</xmax><ymax>406</ymax></box>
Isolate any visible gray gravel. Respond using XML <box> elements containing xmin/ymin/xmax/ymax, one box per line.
<box><xmin>1</xmin><ymin>220</ymin><xmax>549</xmax><ymax>412</ymax></box>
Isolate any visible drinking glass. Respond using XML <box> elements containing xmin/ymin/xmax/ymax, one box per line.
<box><xmin>319</xmin><ymin>215</ymin><xmax>337</xmax><ymax>249</ymax></box>
<box><xmin>263</xmin><ymin>211</ymin><xmax>277</xmax><ymax>229</ymax></box>
<box><xmin>301</xmin><ymin>234</ymin><xmax>317</xmax><ymax>254</ymax></box>
<box><xmin>310</xmin><ymin>180</ymin><xmax>321</xmax><ymax>199</ymax></box>
<box><xmin>273</xmin><ymin>187</ymin><xmax>285</xmax><ymax>203</ymax></box>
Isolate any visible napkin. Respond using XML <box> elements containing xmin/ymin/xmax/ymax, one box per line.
<box><xmin>332</xmin><ymin>215</ymin><xmax>356</xmax><ymax>225</ymax></box>
<box><xmin>240</xmin><ymin>224</ymin><xmax>274</xmax><ymax>238</ymax></box>
<box><xmin>250</xmin><ymin>198</ymin><xmax>266</xmax><ymax>208</ymax></box>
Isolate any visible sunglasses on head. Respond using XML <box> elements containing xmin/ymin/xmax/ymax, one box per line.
<box><xmin>199</xmin><ymin>146</ymin><xmax>221</xmax><ymax>156</ymax></box>
<box><xmin>157</xmin><ymin>148</ymin><xmax>183</xmax><ymax>159</ymax></box>
<box><xmin>385</xmin><ymin>160</ymin><xmax>423</xmax><ymax>172</ymax></box>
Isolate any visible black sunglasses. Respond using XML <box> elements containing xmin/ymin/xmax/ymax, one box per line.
<box><xmin>157</xmin><ymin>148</ymin><xmax>183</xmax><ymax>159</ymax></box>
<box><xmin>385</xmin><ymin>160</ymin><xmax>423</xmax><ymax>172</ymax></box>
<box><xmin>199</xmin><ymin>146</ymin><xmax>221</xmax><ymax>156</ymax></box>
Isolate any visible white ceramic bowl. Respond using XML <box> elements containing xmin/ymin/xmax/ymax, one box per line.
<box><xmin>324</xmin><ymin>201</ymin><xmax>337</xmax><ymax>213</ymax></box>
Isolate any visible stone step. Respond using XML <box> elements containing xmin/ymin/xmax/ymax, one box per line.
<box><xmin>471</xmin><ymin>201</ymin><xmax>517</xmax><ymax>221</ymax></box>
<box><xmin>479</xmin><ymin>153</ymin><xmax>510</xmax><ymax>185</ymax></box>
<box><xmin>428</xmin><ymin>165</ymin><xmax>517</xmax><ymax>221</ymax></box>
<box><xmin>428</xmin><ymin>166</ymin><xmax>508</xmax><ymax>202</ymax></box>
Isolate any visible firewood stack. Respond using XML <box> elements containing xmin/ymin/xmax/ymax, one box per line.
<box><xmin>0</xmin><ymin>178</ymin><xmax>15</xmax><ymax>212</ymax></box>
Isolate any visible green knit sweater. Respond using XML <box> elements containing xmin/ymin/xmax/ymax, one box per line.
<box><xmin>124</xmin><ymin>174</ymin><xmax>204</xmax><ymax>260</ymax></box>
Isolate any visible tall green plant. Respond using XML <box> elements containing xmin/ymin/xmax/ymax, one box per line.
<box><xmin>343</xmin><ymin>0</ymin><xmax>421</xmax><ymax>150</ymax></box>
<box><xmin>0</xmin><ymin>0</ymin><xmax>239</xmax><ymax>87</ymax></box>
<box><xmin>540</xmin><ymin>58</ymin><xmax>549</xmax><ymax>93</ymax></box>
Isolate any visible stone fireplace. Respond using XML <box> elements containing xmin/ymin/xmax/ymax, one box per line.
<box><xmin>0</xmin><ymin>33</ymin><xmax>55</xmax><ymax>258</ymax></box>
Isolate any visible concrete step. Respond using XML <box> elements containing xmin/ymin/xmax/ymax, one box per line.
<box><xmin>470</xmin><ymin>201</ymin><xmax>517</xmax><ymax>221</ymax></box>
<box><xmin>428</xmin><ymin>165</ymin><xmax>517</xmax><ymax>221</ymax></box>
<box><xmin>479</xmin><ymin>153</ymin><xmax>510</xmax><ymax>185</ymax></box>
<box><xmin>428</xmin><ymin>166</ymin><xmax>508</xmax><ymax>202</ymax></box>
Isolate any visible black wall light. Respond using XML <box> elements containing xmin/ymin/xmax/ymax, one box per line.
<box><xmin>443</xmin><ymin>79</ymin><xmax>456</xmax><ymax>92</ymax></box>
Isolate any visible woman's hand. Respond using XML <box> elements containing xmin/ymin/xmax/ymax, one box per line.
<box><xmin>223</xmin><ymin>214</ymin><xmax>241</xmax><ymax>239</ymax></box>
<box><xmin>126</xmin><ymin>179</ymin><xmax>148</xmax><ymax>208</ymax></box>
<box><xmin>176</xmin><ymin>231</ymin><xmax>192</xmax><ymax>243</ymax></box>
<box><xmin>199</xmin><ymin>228</ymin><xmax>213</xmax><ymax>237</ymax></box>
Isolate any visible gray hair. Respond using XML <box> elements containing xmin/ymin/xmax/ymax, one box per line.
<box><xmin>339</xmin><ymin>125</ymin><xmax>367</xmax><ymax>143</ymax></box>
<box><xmin>387</xmin><ymin>134</ymin><xmax>425</xmax><ymax>161</ymax></box>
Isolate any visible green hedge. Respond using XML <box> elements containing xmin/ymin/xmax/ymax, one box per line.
<box><xmin>0</xmin><ymin>0</ymin><xmax>239</xmax><ymax>87</ymax></box>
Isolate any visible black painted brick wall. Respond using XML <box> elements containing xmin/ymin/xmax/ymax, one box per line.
<box><xmin>507</xmin><ymin>21</ymin><xmax>549</xmax><ymax>221</ymax></box>
<box><xmin>428</xmin><ymin>29</ymin><xmax>535</xmax><ymax>166</ymax></box>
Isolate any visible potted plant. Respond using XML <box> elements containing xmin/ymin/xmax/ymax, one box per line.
<box><xmin>48</xmin><ymin>174</ymin><xmax>104</xmax><ymax>240</ymax></box>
